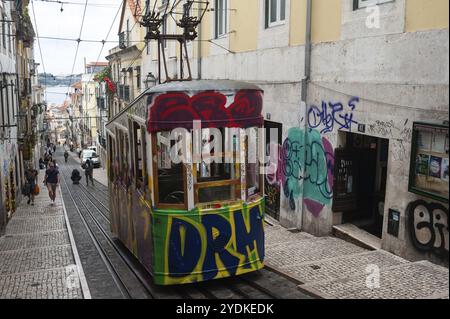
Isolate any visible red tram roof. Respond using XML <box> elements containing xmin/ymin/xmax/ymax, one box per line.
<box><xmin>147</xmin><ymin>80</ymin><xmax>264</xmax><ymax>133</ymax></box>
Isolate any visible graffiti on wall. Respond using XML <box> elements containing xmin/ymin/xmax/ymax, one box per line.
<box><xmin>154</xmin><ymin>202</ymin><xmax>265</xmax><ymax>285</ymax></box>
<box><xmin>308</xmin><ymin>97</ymin><xmax>360</xmax><ymax>134</ymax></box>
<box><xmin>267</xmin><ymin>128</ymin><xmax>335</xmax><ymax>217</ymax></box>
<box><xmin>407</xmin><ymin>200</ymin><xmax>449</xmax><ymax>258</ymax></box>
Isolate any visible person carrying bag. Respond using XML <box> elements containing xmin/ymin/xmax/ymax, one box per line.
<box><xmin>24</xmin><ymin>164</ymin><xmax>38</xmax><ymax>205</ymax></box>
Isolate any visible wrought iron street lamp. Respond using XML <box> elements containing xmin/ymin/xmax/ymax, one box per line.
<box><xmin>144</xmin><ymin>72</ymin><xmax>157</xmax><ymax>89</ymax></box>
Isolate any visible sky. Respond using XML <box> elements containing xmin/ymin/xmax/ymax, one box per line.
<box><xmin>30</xmin><ymin>0</ymin><xmax>123</xmax><ymax>75</ymax></box>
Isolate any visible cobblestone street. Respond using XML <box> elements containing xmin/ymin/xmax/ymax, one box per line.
<box><xmin>0</xmin><ymin>158</ymin><xmax>448</xmax><ymax>299</ymax></box>
<box><xmin>264</xmin><ymin>220</ymin><xmax>449</xmax><ymax>299</ymax></box>
<box><xmin>0</xmin><ymin>177</ymin><xmax>89</xmax><ymax>299</ymax></box>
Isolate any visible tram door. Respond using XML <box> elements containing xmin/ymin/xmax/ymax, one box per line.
<box><xmin>264</xmin><ymin>120</ymin><xmax>282</xmax><ymax>221</ymax></box>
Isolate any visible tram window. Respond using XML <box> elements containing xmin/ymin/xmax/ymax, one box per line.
<box><xmin>141</xmin><ymin>126</ymin><xmax>149</xmax><ymax>192</ymax></box>
<box><xmin>133</xmin><ymin>123</ymin><xmax>144</xmax><ymax>190</ymax></box>
<box><xmin>198</xmin><ymin>185</ymin><xmax>236</xmax><ymax>203</ymax></box>
<box><xmin>117</xmin><ymin>130</ymin><xmax>131</xmax><ymax>186</ymax></box>
<box><xmin>154</xmin><ymin>132</ymin><xmax>186</xmax><ymax>207</ymax></box>
<box><xmin>194</xmin><ymin>128</ymin><xmax>241</xmax><ymax>204</ymax></box>
<box><xmin>108</xmin><ymin>136</ymin><xmax>115</xmax><ymax>182</ymax></box>
<box><xmin>246</xmin><ymin>127</ymin><xmax>261</xmax><ymax>198</ymax></box>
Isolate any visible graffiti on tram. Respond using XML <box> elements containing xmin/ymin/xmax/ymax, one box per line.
<box><xmin>153</xmin><ymin>202</ymin><xmax>265</xmax><ymax>285</ymax></box>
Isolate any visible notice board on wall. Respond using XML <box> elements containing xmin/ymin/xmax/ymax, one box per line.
<box><xmin>409</xmin><ymin>122</ymin><xmax>449</xmax><ymax>203</ymax></box>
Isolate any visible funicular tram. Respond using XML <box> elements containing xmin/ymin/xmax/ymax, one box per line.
<box><xmin>105</xmin><ymin>80</ymin><xmax>266</xmax><ymax>285</ymax></box>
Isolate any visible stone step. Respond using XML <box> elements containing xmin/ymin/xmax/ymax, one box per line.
<box><xmin>333</xmin><ymin>224</ymin><xmax>382</xmax><ymax>250</ymax></box>
<box><xmin>265</xmin><ymin>237</ymin><xmax>367</xmax><ymax>269</ymax></box>
<box><xmin>271</xmin><ymin>250</ymin><xmax>408</xmax><ymax>285</ymax></box>
<box><xmin>299</xmin><ymin>260</ymin><xmax>449</xmax><ymax>299</ymax></box>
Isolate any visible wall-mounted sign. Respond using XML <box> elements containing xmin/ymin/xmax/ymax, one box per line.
<box><xmin>358</xmin><ymin>124</ymin><xmax>366</xmax><ymax>133</ymax></box>
<box><xmin>408</xmin><ymin>122</ymin><xmax>449</xmax><ymax>203</ymax></box>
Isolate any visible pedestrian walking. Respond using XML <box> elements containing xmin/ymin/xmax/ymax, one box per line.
<box><xmin>64</xmin><ymin>150</ymin><xmax>69</xmax><ymax>163</ymax></box>
<box><xmin>84</xmin><ymin>158</ymin><xmax>94</xmax><ymax>186</ymax></box>
<box><xmin>44</xmin><ymin>161</ymin><xmax>60</xmax><ymax>205</ymax></box>
<box><xmin>24</xmin><ymin>164</ymin><xmax>38</xmax><ymax>205</ymax></box>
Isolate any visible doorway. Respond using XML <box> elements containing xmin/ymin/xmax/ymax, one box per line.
<box><xmin>264</xmin><ymin>120</ymin><xmax>282</xmax><ymax>221</ymax></box>
<box><xmin>333</xmin><ymin>132</ymin><xmax>389</xmax><ymax>238</ymax></box>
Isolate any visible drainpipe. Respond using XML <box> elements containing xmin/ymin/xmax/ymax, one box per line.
<box><xmin>197</xmin><ymin>3</ymin><xmax>202</xmax><ymax>79</ymax></box>
<box><xmin>300</xmin><ymin>0</ymin><xmax>312</xmax><ymax>230</ymax></box>
<box><xmin>302</xmin><ymin>0</ymin><xmax>312</xmax><ymax>102</ymax></box>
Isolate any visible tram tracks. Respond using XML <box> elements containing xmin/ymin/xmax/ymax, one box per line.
<box><xmin>58</xmin><ymin>153</ymin><xmax>308</xmax><ymax>300</ymax></box>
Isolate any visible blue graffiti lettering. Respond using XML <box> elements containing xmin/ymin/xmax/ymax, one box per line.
<box><xmin>308</xmin><ymin>97</ymin><xmax>359</xmax><ymax>133</ymax></box>
<box><xmin>168</xmin><ymin>218</ymin><xmax>203</xmax><ymax>277</ymax></box>
<box><xmin>202</xmin><ymin>214</ymin><xmax>240</xmax><ymax>281</ymax></box>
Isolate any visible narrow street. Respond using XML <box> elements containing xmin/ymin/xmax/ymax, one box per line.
<box><xmin>0</xmin><ymin>0</ymin><xmax>448</xmax><ymax>304</ymax></box>
<box><xmin>0</xmin><ymin>149</ymin><xmax>448</xmax><ymax>299</ymax></box>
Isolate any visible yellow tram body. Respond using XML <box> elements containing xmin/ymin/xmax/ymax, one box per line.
<box><xmin>106</xmin><ymin>80</ymin><xmax>266</xmax><ymax>285</ymax></box>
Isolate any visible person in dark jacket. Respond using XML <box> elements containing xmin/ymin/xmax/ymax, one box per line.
<box><xmin>44</xmin><ymin>161</ymin><xmax>60</xmax><ymax>205</ymax></box>
<box><xmin>84</xmin><ymin>158</ymin><xmax>94</xmax><ymax>186</ymax></box>
<box><xmin>24</xmin><ymin>164</ymin><xmax>38</xmax><ymax>205</ymax></box>
<box><xmin>71</xmin><ymin>169</ymin><xmax>82</xmax><ymax>185</ymax></box>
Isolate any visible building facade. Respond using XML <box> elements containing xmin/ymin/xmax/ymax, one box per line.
<box><xmin>0</xmin><ymin>0</ymin><xmax>37</xmax><ymax>234</ymax></box>
<box><xmin>106</xmin><ymin>0</ymin><xmax>145</xmax><ymax>119</ymax></box>
<box><xmin>113</xmin><ymin>0</ymin><xmax>449</xmax><ymax>266</ymax></box>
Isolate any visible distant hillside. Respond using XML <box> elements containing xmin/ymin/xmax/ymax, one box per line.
<box><xmin>38</xmin><ymin>73</ymin><xmax>82</xmax><ymax>87</ymax></box>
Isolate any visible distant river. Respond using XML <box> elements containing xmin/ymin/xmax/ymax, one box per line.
<box><xmin>45</xmin><ymin>86</ymin><xmax>69</xmax><ymax>106</ymax></box>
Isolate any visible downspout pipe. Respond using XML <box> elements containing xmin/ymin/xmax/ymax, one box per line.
<box><xmin>197</xmin><ymin>3</ymin><xmax>203</xmax><ymax>80</ymax></box>
<box><xmin>302</xmin><ymin>0</ymin><xmax>312</xmax><ymax>102</ymax></box>
<box><xmin>300</xmin><ymin>0</ymin><xmax>312</xmax><ymax>229</ymax></box>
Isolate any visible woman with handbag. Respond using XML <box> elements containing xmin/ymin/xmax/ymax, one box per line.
<box><xmin>25</xmin><ymin>164</ymin><xmax>39</xmax><ymax>206</ymax></box>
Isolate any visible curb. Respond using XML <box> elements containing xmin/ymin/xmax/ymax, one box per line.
<box><xmin>59</xmin><ymin>184</ymin><xmax>92</xmax><ymax>299</ymax></box>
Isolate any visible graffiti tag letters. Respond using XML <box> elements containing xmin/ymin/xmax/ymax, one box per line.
<box><xmin>308</xmin><ymin>97</ymin><xmax>359</xmax><ymax>133</ymax></box>
<box><xmin>167</xmin><ymin>205</ymin><xmax>265</xmax><ymax>282</ymax></box>
<box><xmin>407</xmin><ymin>200</ymin><xmax>449</xmax><ymax>258</ymax></box>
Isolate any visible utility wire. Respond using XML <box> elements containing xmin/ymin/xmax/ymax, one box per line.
<box><xmin>87</xmin><ymin>0</ymin><xmax>123</xmax><ymax>84</ymax></box>
<box><xmin>34</xmin><ymin>0</ymin><xmax>120</xmax><ymax>8</ymax></box>
<box><xmin>31</xmin><ymin>0</ymin><xmax>48</xmax><ymax>101</ymax></box>
<box><xmin>65</xmin><ymin>0</ymin><xmax>89</xmax><ymax>98</ymax></box>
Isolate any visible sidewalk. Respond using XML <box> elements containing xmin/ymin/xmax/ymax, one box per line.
<box><xmin>264</xmin><ymin>218</ymin><xmax>449</xmax><ymax>299</ymax></box>
<box><xmin>0</xmin><ymin>180</ymin><xmax>89</xmax><ymax>299</ymax></box>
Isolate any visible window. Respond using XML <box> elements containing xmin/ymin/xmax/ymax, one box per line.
<box><xmin>215</xmin><ymin>0</ymin><xmax>228</xmax><ymax>38</ymax></box>
<box><xmin>2</xmin><ymin>13</ymin><xmax>6</xmax><ymax>49</ymax></box>
<box><xmin>408</xmin><ymin>122</ymin><xmax>449</xmax><ymax>203</ymax></box>
<box><xmin>162</xmin><ymin>15</ymin><xmax>168</xmax><ymax>48</ymax></box>
<box><xmin>246</xmin><ymin>127</ymin><xmax>261</xmax><ymax>199</ymax></box>
<box><xmin>153</xmin><ymin>132</ymin><xmax>187</xmax><ymax>208</ymax></box>
<box><xmin>8</xmin><ymin>23</ymin><xmax>11</xmax><ymax>53</ymax></box>
<box><xmin>136</xmin><ymin>66</ymin><xmax>141</xmax><ymax>90</ymax></box>
<box><xmin>194</xmin><ymin>128</ymin><xmax>240</xmax><ymax>204</ymax></box>
<box><xmin>265</xmin><ymin>0</ymin><xmax>286</xmax><ymax>28</ymax></box>
<box><xmin>354</xmin><ymin>0</ymin><xmax>393</xmax><ymax>10</ymax></box>
<box><xmin>133</xmin><ymin>122</ymin><xmax>147</xmax><ymax>191</ymax></box>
